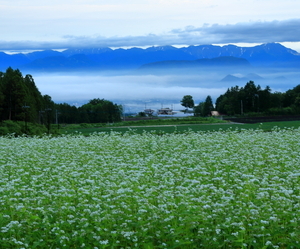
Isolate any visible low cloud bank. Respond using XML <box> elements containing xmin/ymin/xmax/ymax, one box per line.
<box><xmin>1</xmin><ymin>19</ymin><xmax>300</xmax><ymax>51</ymax></box>
<box><xmin>33</xmin><ymin>71</ymin><xmax>298</xmax><ymax>112</ymax></box>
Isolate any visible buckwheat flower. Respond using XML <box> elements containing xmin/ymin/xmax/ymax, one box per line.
<box><xmin>260</xmin><ymin>220</ymin><xmax>269</xmax><ymax>225</ymax></box>
<box><xmin>290</xmin><ymin>173</ymin><xmax>300</xmax><ymax>177</ymax></box>
<box><xmin>231</xmin><ymin>232</ymin><xmax>238</xmax><ymax>237</ymax></box>
<box><xmin>265</xmin><ymin>241</ymin><xmax>272</xmax><ymax>246</ymax></box>
<box><xmin>100</xmin><ymin>240</ymin><xmax>109</xmax><ymax>245</ymax></box>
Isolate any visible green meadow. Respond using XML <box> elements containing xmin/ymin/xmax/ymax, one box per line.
<box><xmin>63</xmin><ymin>119</ymin><xmax>300</xmax><ymax>135</ymax></box>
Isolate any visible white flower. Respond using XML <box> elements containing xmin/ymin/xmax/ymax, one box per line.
<box><xmin>265</xmin><ymin>241</ymin><xmax>272</xmax><ymax>246</ymax></box>
<box><xmin>100</xmin><ymin>240</ymin><xmax>109</xmax><ymax>245</ymax></box>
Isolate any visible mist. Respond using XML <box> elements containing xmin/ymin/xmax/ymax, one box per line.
<box><xmin>32</xmin><ymin>68</ymin><xmax>300</xmax><ymax>113</ymax></box>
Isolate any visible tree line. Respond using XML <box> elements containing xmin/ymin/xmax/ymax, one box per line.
<box><xmin>215</xmin><ymin>81</ymin><xmax>300</xmax><ymax>116</ymax></box>
<box><xmin>181</xmin><ymin>81</ymin><xmax>300</xmax><ymax>116</ymax></box>
<box><xmin>181</xmin><ymin>94</ymin><xmax>214</xmax><ymax>117</ymax></box>
<box><xmin>0</xmin><ymin>68</ymin><xmax>122</xmax><ymax>131</ymax></box>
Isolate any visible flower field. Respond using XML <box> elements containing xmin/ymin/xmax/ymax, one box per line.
<box><xmin>1</xmin><ymin>128</ymin><xmax>300</xmax><ymax>248</ymax></box>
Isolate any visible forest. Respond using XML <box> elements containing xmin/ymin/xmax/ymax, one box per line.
<box><xmin>215</xmin><ymin>81</ymin><xmax>300</xmax><ymax>116</ymax></box>
<box><xmin>0</xmin><ymin>67</ymin><xmax>122</xmax><ymax>134</ymax></box>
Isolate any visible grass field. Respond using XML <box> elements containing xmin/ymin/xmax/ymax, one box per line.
<box><xmin>62</xmin><ymin>119</ymin><xmax>300</xmax><ymax>136</ymax></box>
<box><xmin>1</xmin><ymin>127</ymin><xmax>300</xmax><ymax>248</ymax></box>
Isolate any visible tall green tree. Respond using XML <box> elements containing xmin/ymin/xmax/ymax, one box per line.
<box><xmin>0</xmin><ymin>72</ymin><xmax>5</xmax><ymax>116</ymax></box>
<box><xmin>1</xmin><ymin>68</ymin><xmax>28</xmax><ymax>121</ymax></box>
<box><xmin>216</xmin><ymin>86</ymin><xmax>241</xmax><ymax>115</ymax></box>
<box><xmin>181</xmin><ymin>95</ymin><xmax>194</xmax><ymax>111</ymax></box>
<box><xmin>194</xmin><ymin>102</ymin><xmax>204</xmax><ymax>117</ymax></box>
<box><xmin>202</xmin><ymin>95</ymin><xmax>214</xmax><ymax>116</ymax></box>
<box><xmin>23</xmin><ymin>74</ymin><xmax>44</xmax><ymax>123</ymax></box>
<box><xmin>42</xmin><ymin>95</ymin><xmax>55</xmax><ymax>132</ymax></box>
<box><xmin>241</xmin><ymin>81</ymin><xmax>261</xmax><ymax>113</ymax></box>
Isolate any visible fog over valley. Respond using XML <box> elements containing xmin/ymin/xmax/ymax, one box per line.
<box><xmin>32</xmin><ymin>69</ymin><xmax>299</xmax><ymax>113</ymax></box>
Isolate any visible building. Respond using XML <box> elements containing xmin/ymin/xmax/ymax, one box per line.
<box><xmin>158</xmin><ymin>108</ymin><xmax>173</xmax><ymax>115</ymax></box>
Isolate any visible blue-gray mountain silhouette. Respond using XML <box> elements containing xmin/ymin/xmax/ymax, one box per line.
<box><xmin>0</xmin><ymin>43</ymin><xmax>299</xmax><ymax>72</ymax></box>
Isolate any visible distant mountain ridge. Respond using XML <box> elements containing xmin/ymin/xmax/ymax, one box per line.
<box><xmin>0</xmin><ymin>43</ymin><xmax>300</xmax><ymax>72</ymax></box>
<box><xmin>139</xmin><ymin>56</ymin><xmax>251</xmax><ymax>72</ymax></box>
<box><xmin>221</xmin><ymin>73</ymin><xmax>264</xmax><ymax>82</ymax></box>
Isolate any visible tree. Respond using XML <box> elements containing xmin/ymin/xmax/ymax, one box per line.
<box><xmin>0</xmin><ymin>72</ymin><xmax>4</xmax><ymax>116</ymax></box>
<box><xmin>194</xmin><ymin>102</ymin><xmax>204</xmax><ymax>117</ymax></box>
<box><xmin>181</xmin><ymin>95</ymin><xmax>194</xmax><ymax>111</ymax></box>
<box><xmin>0</xmin><ymin>68</ymin><xmax>46</xmax><ymax>123</ymax></box>
<box><xmin>202</xmin><ymin>95</ymin><xmax>214</xmax><ymax>116</ymax></box>
<box><xmin>241</xmin><ymin>81</ymin><xmax>260</xmax><ymax>113</ymax></box>
<box><xmin>23</xmin><ymin>74</ymin><xmax>44</xmax><ymax>123</ymax></box>
<box><xmin>216</xmin><ymin>86</ymin><xmax>241</xmax><ymax>115</ymax></box>
<box><xmin>55</xmin><ymin>103</ymin><xmax>80</xmax><ymax>124</ymax></box>
<box><xmin>80</xmin><ymin>98</ymin><xmax>122</xmax><ymax>123</ymax></box>
<box><xmin>43</xmin><ymin>95</ymin><xmax>55</xmax><ymax>133</ymax></box>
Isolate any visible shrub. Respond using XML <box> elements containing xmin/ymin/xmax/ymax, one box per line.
<box><xmin>1</xmin><ymin>120</ymin><xmax>22</xmax><ymax>135</ymax></box>
<box><xmin>0</xmin><ymin>126</ymin><xmax>9</xmax><ymax>135</ymax></box>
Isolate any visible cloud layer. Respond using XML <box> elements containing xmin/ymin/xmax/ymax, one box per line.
<box><xmin>32</xmin><ymin>70</ymin><xmax>299</xmax><ymax>112</ymax></box>
<box><xmin>1</xmin><ymin>19</ymin><xmax>300</xmax><ymax>51</ymax></box>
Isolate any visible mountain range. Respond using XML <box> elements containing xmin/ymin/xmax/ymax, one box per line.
<box><xmin>1</xmin><ymin>43</ymin><xmax>300</xmax><ymax>73</ymax></box>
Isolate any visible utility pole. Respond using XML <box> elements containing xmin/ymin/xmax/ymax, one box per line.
<box><xmin>45</xmin><ymin>108</ymin><xmax>52</xmax><ymax>134</ymax></box>
<box><xmin>56</xmin><ymin>110</ymin><xmax>60</xmax><ymax>129</ymax></box>
<box><xmin>241</xmin><ymin>100</ymin><xmax>243</xmax><ymax>115</ymax></box>
<box><xmin>39</xmin><ymin>110</ymin><xmax>45</xmax><ymax>124</ymax></box>
<box><xmin>123</xmin><ymin>105</ymin><xmax>125</xmax><ymax>121</ymax></box>
<box><xmin>22</xmin><ymin>104</ymin><xmax>30</xmax><ymax>134</ymax></box>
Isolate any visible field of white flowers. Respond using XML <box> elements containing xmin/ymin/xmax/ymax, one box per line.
<box><xmin>1</xmin><ymin>128</ymin><xmax>300</xmax><ymax>248</ymax></box>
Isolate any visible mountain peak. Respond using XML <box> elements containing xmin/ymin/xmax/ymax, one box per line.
<box><xmin>62</xmin><ymin>47</ymin><xmax>112</xmax><ymax>57</ymax></box>
<box><xmin>146</xmin><ymin>45</ymin><xmax>176</xmax><ymax>51</ymax></box>
<box><xmin>258</xmin><ymin>43</ymin><xmax>299</xmax><ymax>55</ymax></box>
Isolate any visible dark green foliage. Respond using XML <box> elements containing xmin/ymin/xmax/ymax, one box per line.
<box><xmin>78</xmin><ymin>98</ymin><xmax>122</xmax><ymax>123</ymax></box>
<box><xmin>194</xmin><ymin>102</ymin><xmax>204</xmax><ymax>117</ymax></box>
<box><xmin>181</xmin><ymin>95</ymin><xmax>194</xmax><ymax>109</ymax></box>
<box><xmin>194</xmin><ymin>96</ymin><xmax>214</xmax><ymax>117</ymax></box>
<box><xmin>0</xmin><ymin>120</ymin><xmax>47</xmax><ymax>136</ymax></box>
<box><xmin>138</xmin><ymin>111</ymin><xmax>146</xmax><ymax>117</ymax></box>
<box><xmin>0</xmin><ymin>126</ymin><xmax>9</xmax><ymax>135</ymax></box>
<box><xmin>56</xmin><ymin>103</ymin><xmax>79</xmax><ymax>124</ymax></box>
<box><xmin>202</xmin><ymin>95</ymin><xmax>214</xmax><ymax>116</ymax></box>
<box><xmin>0</xmin><ymin>68</ymin><xmax>122</xmax><ymax>135</ymax></box>
<box><xmin>215</xmin><ymin>86</ymin><xmax>242</xmax><ymax>115</ymax></box>
<box><xmin>215</xmin><ymin>81</ymin><xmax>300</xmax><ymax>115</ymax></box>
<box><xmin>0</xmin><ymin>67</ymin><xmax>45</xmax><ymax>123</ymax></box>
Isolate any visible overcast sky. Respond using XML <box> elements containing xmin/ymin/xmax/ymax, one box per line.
<box><xmin>1</xmin><ymin>0</ymin><xmax>300</xmax><ymax>51</ymax></box>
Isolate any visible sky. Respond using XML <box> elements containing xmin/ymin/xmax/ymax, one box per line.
<box><xmin>1</xmin><ymin>0</ymin><xmax>300</xmax><ymax>52</ymax></box>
